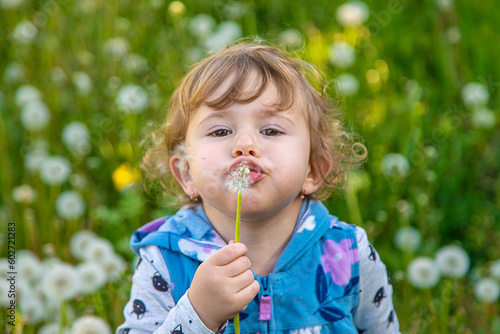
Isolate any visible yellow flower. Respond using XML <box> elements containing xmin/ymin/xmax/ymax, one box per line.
<box><xmin>112</xmin><ymin>163</ymin><xmax>141</xmax><ymax>191</ymax></box>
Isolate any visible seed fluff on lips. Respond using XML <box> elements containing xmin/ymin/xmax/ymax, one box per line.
<box><xmin>227</xmin><ymin>162</ymin><xmax>251</xmax><ymax>193</ymax></box>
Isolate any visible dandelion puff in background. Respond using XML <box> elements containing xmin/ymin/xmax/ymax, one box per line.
<box><xmin>40</xmin><ymin>156</ymin><xmax>71</xmax><ymax>186</ymax></box>
<box><xmin>12</xmin><ymin>184</ymin><xmax>37</xmax><ymax>204</ymax></box>
<box><xmin>72</xmin><ymin>71</ymin><xmax>93</xmax><ymax>96</ymax></box>
<box><xmin>19</xmin><ymin>294</ymin><xmax>45</xmax><ymax>324</ymax></box>
<box><xmin>381</xmin><ymin>153</ymin><xmax>410</xmax><ymax>178</ymax></box>
<box><xmin>407</xmin><ymin>257</ymin><xmax>440</xmax><ymax>289</ymax></box>
<box><xmin>17</xmin><ymin>250</ymin><xmax>43</xmax><ymax>284</ymax></box>
<box><xmin>461</xmin><ymin>82</ymin><xmax>489</xmax><ymax>108</ymax></box>
<box><xmin>56</xmin><ymin>190</ymin><xmax>86</xmax><ymax>220</ymax></box>
<box><xmin>40</xmin><ymin>262</ymin><xmax>79</xmax><ymax>301</ymax></box>
<box><xmin>188</xmin><ymin>14</ymin><xmax>216</xmax><ymax>40</ymax></box>
<box><xmin>471</xmin><ymin>107</ymin><xmax>496</xmax><ymax>129</ymax></box>
<box><xmin>100</xmin><ymin>253</ymin><xmax>126</xmax><ymax>282</ymax></box>
<box><xmin>72</xmin><ymin>315</ymin><xmax>111</xmax><ymax>334</ymax></box>
<box><xmin>62</xmin><ymin>121</ymin><xmax>91</xmax><ymax>156</ymax></box>
<box><xmin>70</xmin><ymin>230</ymin><xmax>98</xmax><ymax>260</ymax></box>
<box><xmin>335</xmin><ymin>0</ymin><xmax>370</xmax><ymax>27</ymax></box>
<box><xmin>76</xmin><ymin>262</ymin><xmax>107</xmax><ymax>294</ymax></box>
<box><xmin>38</xmin><ymin>323</ymin><xmax>68</xmax><ymax>334</ymax></box>
<box><xmin>20</xmin><ymin>100</ymin><xmax>51</xmax><ymax>131</ymax></box>
<box><xmin>435</xmin><ymin>244</ymin><xmax>470</xmax><ymax>278</ymax></box>
<box><xmin>474</xmin><ymin>278</ymin><xmax>500</xmax><ymax>303</ymax></box>
<box><xmin>335</xmin><ymin>73</ymin><xmax>359</xmax><ymax>97</ymax></box>
<box><xmin>12</xmin><ymin>20</ymin><xmax>38</xmax><ymax>45</ymax></box>
<box><xmin>0</xmin><ymin>0</ymin><xmax>24</xmax><ymax>10</ymax></box>
<box><xmin>116</xmin><ymin>84</ymin><xmax>148</xmax><ymax>114</ymax></box>
<box><xmin>83</xmin><ymin>238</ymin><xmax>115</xmax><ymax>264</ymax></box>
<box><xmin>394</xmin><ymin>226</ymin><xmax>421</xmax><ymax>253</ymax></box>
<box><xmin>327</xmin><ymin>41</ymin><xmax>356</xmax><ymax>69</ymax></box>
<box><xmin>15</xmin><ymin>84</ymin><xmax>41</xmax><ymax>107</ymax></box>
<box><xmin>490</xmin><ymin>259</ymin><xmax>500</xmax><ymax>280</ymax></box>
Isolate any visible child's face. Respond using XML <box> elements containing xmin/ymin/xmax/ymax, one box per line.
<box><xmin>172</xmin><ymin>74</ymin><xmax>323</xmax><ymax>221</ymax></box>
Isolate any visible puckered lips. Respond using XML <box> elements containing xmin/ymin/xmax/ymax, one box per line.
<box><xmin>229</xmin><ymin>158</ymin><xmax>265</xmax><ymax>185</ymax></box>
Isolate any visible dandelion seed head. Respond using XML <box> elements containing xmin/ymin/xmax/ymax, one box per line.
<box><xmin>227</xmin><ymin>163</ymin><xmax>251</xmax><ymax>193</ymax></box>
<box><xmin>19</xmin><ymin>294</ymin><xmax>44</xmax><ymax>324</ymax></box>
<box><xmin>12</xmin><ymin>184</ymin><xmax>37</xmax><ymax>204</ymax></box>
<box><xmin>76</xmin><ymin>262</ymin><xmax>107</xmax><ymax>294</ymax></box>
<box><xmin>56</xmin><ymin>190</ymin><xmax>86</xmax><ymax>220</ymax></box>
<box><xmin>20</xmin><ymin>100</ymin><xmax>51</xmax><ymax>131</ymax></box>
<box><xmin>84</xmin><ymin>238</ymin><xmax>115</xmax><ymax>263</ymax></box>
<box><xmin>474</xmin><ymin>278</ymin><xmax>500</xmax><ymax>303</ymax></box>
<box><xmin>70</xmin><ymin>230</ymin><xmax>98</xmax><ymax>260</ymax></box>
<box><xmin>17</xmin><ymin>250</ymin><xmax>43</xmax><ymax>282</ymax></box>
<box><xmin>336</xmin><ymin>1</ymin><xmax>370</xmax><ymax>27</ymax></box>
<box><xmin>461</xmin><ymin>82</ymin><xmax>489</xmax><ymax>108</ymax></box>
<box><xmin>40</xmin><ymin>156</ymin><xmax>71</xmax><ymax>186</ymax></box>
<box><xmin>328</xmin><ymin>42</ymin><xmax>356</xmax><ymax>69</ymax></box>
<box><xmin>40</xmin><ymin>262</ymin><xmax>79</xmax><ymax>301</ymax></box>
<box><xmin>394</xmin><ymin>226</ymin><xmax>421</xmax><ymax>253</ymax></box>
<box><xmin>490</xmin><ymin>259</ymin><xmax>500</xmax><ymax>280</ymax></box>
<box><xmin>72</xmin><ymin>315</ymin><xmax>111</xmax><ymax>334</ymax></box>
<box><xmin>435</xmin><ymin>244</ymin><xmax>470</xmax><ymax>278</ymax></box>
<box><xmin>407</xmin><ymin>257</ymin><xmax>440</xmax><ymax>289</ymax></box>
<box><xmin>100</xmin><ymin>253</ymin><xmax>126</xmax><ymax>281</ymax></box>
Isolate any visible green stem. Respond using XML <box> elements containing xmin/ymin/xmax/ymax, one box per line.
<box><xmin>234</xmin><ymin>190</ymin><xmax>243</xmax><ymax>333</ymax></box>
<box><xmin>235</xmin><ymin>191</ymin><xmax>242</xmax><ymax>243</ymax></box>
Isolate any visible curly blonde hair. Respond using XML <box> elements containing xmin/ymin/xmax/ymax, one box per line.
<box><xmin>141</xmin><ymin>42</ymin><xmax>366</xmax><ymax>206</ymax></box>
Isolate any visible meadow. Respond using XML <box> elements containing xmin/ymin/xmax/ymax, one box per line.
<box><xmin>0</xmin><ymin>0</ymin><xmax>499</xmax><ymax>333</ymax></box>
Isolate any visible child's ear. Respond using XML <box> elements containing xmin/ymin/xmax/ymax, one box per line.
<box><xmin>170</xmin><ymin>153</ymin><xmax>197</xmax><ymax>198</ymax></box>
<box><xmin>302</xmin><ymin>153</ymin><xmax>333</xmax><ymax>195</ymax></box>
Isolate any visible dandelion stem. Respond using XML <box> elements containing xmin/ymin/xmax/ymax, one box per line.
<box><xmin>235</xmin><ymin>191</ymin><xmax>242</xmax><ymax>243</ymax></box>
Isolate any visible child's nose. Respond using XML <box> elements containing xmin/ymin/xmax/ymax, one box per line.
<box><xmin>232</xmin><ymin>131</ymin><xmax>260</xmax><ymax>157</ymax></box>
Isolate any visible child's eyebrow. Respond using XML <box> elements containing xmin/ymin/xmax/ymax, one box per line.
<box><xmin>196</xmin><ymin>107</ymin><xmax>297</xmax><ymax>128</ymax></box>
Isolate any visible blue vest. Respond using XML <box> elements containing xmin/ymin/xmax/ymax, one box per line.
<box><xmin>131</xmin><ymin>200</ymin><xmax>360</xmax><ymax>334</ymax></box>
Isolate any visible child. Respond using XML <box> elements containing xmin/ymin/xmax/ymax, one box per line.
<box><xmin>117</xmin><ymin>42</ymin><xmax>400</xmax><ymax>334</ymax></box>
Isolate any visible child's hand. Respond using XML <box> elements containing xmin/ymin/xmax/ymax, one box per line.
<box><xmin>188</xmin><ymin>241</ymin><xmax>260</xmax><ymax>332</ymax></box>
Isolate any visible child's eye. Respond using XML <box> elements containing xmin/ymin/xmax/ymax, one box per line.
<box><xmin>261</xmin><ymin>128</ymin><xmax>281</xmax><ymax>136</ymax></box>
<box><xmin>210</xmin><ymin>129</ymin><xmax>232</xmax><ymax>137</ymax></box>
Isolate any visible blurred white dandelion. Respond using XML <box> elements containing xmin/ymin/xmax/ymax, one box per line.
<box><xmin>100</xmin><ymin>253</ymin><xmax>126</xmax><ymax>281</ymax></box>
<box><xmin>461</xmin><ymin>82</ymin><xmax>489</xmax><ymax>108</ymax></box>
<box><xmin>50</xmin><ymin>66</ymin><xmax>67</xmax><ymax>85</ymax></box>
<box><xmin>188</xmin><ymin>14</ymin><xmax>216</xmax><ymax>39</ymax></box>
<box><xmin>471</xmin><ymin>107</ymin><xmax>496</xmax><ymax>129</ymax></box>
<box><xmin>103</xmin><ymin>37</ymin><xmax>130</xmax><ymax>60</ymax></box>
<box><xmin>72</xmin><ymin>315</ymin><xmax>111</xmax><ymax>334</ymax></box>
<box><xmin>394</xmin><ymin>226</ymin><xmax>421</xmax><ymax>253</ymax></box>
<box><xmin>62</xmin><ymin>121</ymin><xmax>91</xmax><ymax>155</ymax></box>
<box><xmin>70</xmin><ymin>230</ymin><xmax>98</xmax><ymax>260</ymax></box>
<box><xmin>124</xmin><ymin>53</ymin><xmax>148</xmax><ymax>73</ymax></box>
<box><xmin>278</xmin><ymin>29</ymin><xmax>304</xmax><ymax>49</ymax></box>
<box><xmin>204</xmin><ymin>21</ymin><xmax>243</xmax><ymax>53</ymax></box>
<box><xmin>435</xmin><ymin>245</ymin><xmax>470</xmax><ymax>278</ymax></box>
<box><xmin>407</xmin><ymin>257</ymin><xmax>440</xmax><ymax>289</ymax></box>
<box><xmin>20</xmin><ymin>100</ymin><xmax>50</xmax><ymax>131</ymax></box>
<box><xmin>116</xmin><ymin>84</ymin><xmax>148</xmax><ymax>113</ymax></box>
<box><xmin>223</xmin><ymin>1</ymin><xmax>247</xmax><ymax>19</ymax></box>
<box><xmin>12</xmin><ymin>184</ymin><xmax>37</xmax><ymax>204</ymax></box>
<box><xmin>76</xmin><ymin>262</ymin><xmax>107</xmax><ymax>294</ymax></box>
<box><xmin>40</xmin><ymin>156</ymin><xmax>71</xmax><ymax>186</ymax></box>
<box><xmin>15</xmin><ymin>84</ymin><xmax>42</xmax><ymax>107</ymax></box>
<box><xmin>0</xmin><ymin>0</ymin><xmax>24</xmax><ymax>10</ymax></box>
<box><xmin>335</xmin><ymin>73</ymin><xmax>359</xmax><ymax>96</ymax></box>
<box><xmin>24</xmin><ymin>146</ymin><xmax>48</xmax><ymax>173</ymax></box>
<box><xmin>40</xmin><ymin>262</ymin><xmax>79</xmax><ymax>301</ymax></box>
<box><xmin>12</xmin><ymin>20</ymin><xmax>38</xmax><ymax>45</ymax></box>
<box><xmin>84</xmin><ymin>238</ymin><xmax>115</xmax><ymax>264</ymax></box>
<box><xmin>490</xmin><ymin>259</ymin><xmax>500</xmax><ymax>280</ymax></box>
<box><xmin>56</xmin><ymin>190</ymin><xmax>86</xmax><ymax>220</ymax></box>
<box><xmin>446</xmin><ymin>26</ymin><xmax>461</xmax><ymax>44</ymax></box>
<box><xmin>38</xmin><ymin>323</ymin><xmax>68</xmax><ymax>334</ymax></box>
<box><xmin>17</xmin><ymin>250</ymin><xmax>43</xmax><ymax>283</ymax></box>
<box><xmin>19</xmin><ymin>294</ymin><xmax>45</xmax><ymax>324</ymax></box>
<box><xmin>328</xmin><ymin>42</ymin><xmax>356</xmax><ymax>69</ymax></box>
<box><xmin>3</xmin><ymin>61</ymin><xmax>25</xmax><ymax>83</ymax></box>
<box><xmin>336</xmin><ymin>1</ymin><xmax>370</xmax><ymax>27</ymax></box>
<box><xmin>474</xmin><ymin>278</ymin><xmax>500</xmax><ymax>303</ymax></box>
<box><xmin>381</xmin><ymin>153</ymin><xmax>410</xmax><ymax>178</ymax></box>
<box><xmin>72</xmin><ymin>71</ymin><xmax>93</xmax><ymax>96</ymax></box>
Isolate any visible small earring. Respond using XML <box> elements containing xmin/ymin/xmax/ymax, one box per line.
<box><xmin>300</xmin><ymin>187</ymin><xmax>307</xmax><ymax>199</ymax></box>
<box><xmin>190</xmin><ymin>191</ymin><xmax>198</xmax><ymax>202</ymax></box>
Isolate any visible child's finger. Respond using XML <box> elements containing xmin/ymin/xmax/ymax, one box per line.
<box><xmin>209</xmin><ymin>243</ymin><xmax>248</xmax><ymax>266</ymax></box>
<box><xmin>224</xmin><ymin>256</ymin><xmax>252</xmax><ymax>277</ymax></box>
<box><xmin>236</xmin><ymin>279</ymin><xmax>260</xmax><ymax>305</ymax></box>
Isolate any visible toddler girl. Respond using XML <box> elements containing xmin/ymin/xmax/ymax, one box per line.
<box><xmin>117</xmin><ymin>42</ymin><xmax>400</xmax><ymax>334</ymax></box>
